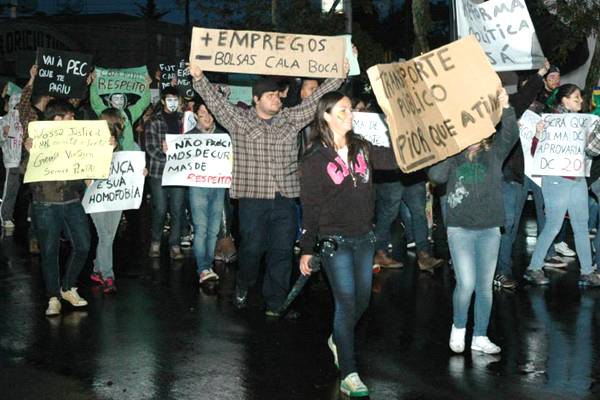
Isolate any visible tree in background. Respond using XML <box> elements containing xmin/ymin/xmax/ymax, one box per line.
<box><xmin>136</xmin><ymin>0</ymin><xmax>169</xmax><ymax>21</ymax></box>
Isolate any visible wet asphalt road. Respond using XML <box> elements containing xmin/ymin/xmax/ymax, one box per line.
<box><xmin>1</xmin><ymin>199</ymin><xmax>599</xmax><ymax>400</ymax></box>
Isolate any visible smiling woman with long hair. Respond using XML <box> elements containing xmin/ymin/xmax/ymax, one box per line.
<box><xmin>298</xmin><ymin>91</ymin><xmax>397</xmax><ymax>397</ymax></box>
<box><xmin>526</xmin><ymin>84</ymin><xmax>600</xmax><ymax>287</ymax></box>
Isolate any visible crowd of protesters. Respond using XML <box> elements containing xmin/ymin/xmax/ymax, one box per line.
<box><xmin>2</xmin><ymin>43</ymin><xmax>600</xmax><ymax>397</ymax></box>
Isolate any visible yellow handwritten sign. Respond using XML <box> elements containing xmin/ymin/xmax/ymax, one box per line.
<box><xmin>367</xmin><ymin>36</ymin><xmax>502</xmax><ymax>173</ymax></box>
<box><xmin>190</xmin><ymin>27</ymin><xmax>346</xmax><ymax>78</ymax></box>
<box><xmin>24</xmin><ymin>120</ymin><xmax>114</xmax><ymax>183</ymax></box>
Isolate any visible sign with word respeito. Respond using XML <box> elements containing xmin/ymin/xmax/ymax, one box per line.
<box><xmin>190</xmin><ymin>27</ymin><xmax>346</xmax><ymax>78</ymax></box>
<box><xmin>352</xmin><ymin>112</ymin><xmax>390</xmax><ymax>147</ymax></box>
<box><xmin>367</xmin><ymin>36</ymin><xmax>502</xmax><ymax>173</ymax></box>
<box><xmin>95</xmin><ymin>66</ymin><xmax>148</xmax><ymax>96</ymax></box>
<box><xmin>24</xmin><ymin>120</ymin><xmax>114</xmax><ymax>183</ymax></box>
<box><xmin>35</xmin><ymin>48</ymin><xmax>92</xmax><ymax>98</ymax></box>
<box><xmin>82</xmin><ymin>151</ymin><xmax>146</xmax><ymax>213</ymax></box>
<box><xmin>531</xmin><ymin>114</ymin><xmax>598</xmax><ymax>177</ymax></box>
<box><xmin>455</xmin><ymin>0</ymin><xmax>544</xmax><ymax>71</ymax></box>
<box><xmin>162</xmin><ymin>133</ymin><xmax>232</xmax><ymax>188</ymax></box>
<box><xmin>159</xmin><ymin>59</ymin><xmax>194</xmax><ymax>98</ymax></box>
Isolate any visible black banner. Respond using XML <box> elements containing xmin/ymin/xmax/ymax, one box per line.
<box><xmin>158</xmin><ymin>59</ymin><xmax>194</xmax><ymax>99</ymax></box>
<box><xmin>35</xmin><ymin>48</ymin><xmax>92</xmax><ymax>98</ymax></box>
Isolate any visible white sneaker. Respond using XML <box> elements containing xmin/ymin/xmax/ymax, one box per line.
<box><xmin>60</xmin><ymin>287</ymin><xmax>88</xmax><ymax>307</ymax></box>
<box><xmin>471</xmin><ymin>336</ymin><xmax>501</xmax><ymax>354</ymax></box>
<box><xmin>45</xmin><ymin>297</ymin><xmax>61</xmax><ymax>316</ymax></box>
<box><xmin>449</xmin><ymin>324</ymin><xmax>466</xmax><ymax>353</ymax></box>
<box><xmin>554</xmin><ymin>241</ymin><xmax>576</xmax><ymax>257</ymax></box>
<box><xmin>199</xmin><ymin>268</ymin><xmax>219</xmax><ymax>283</ymax></box>
<box><xmin>340</xmin><ymin>373</ymin><xmax>369</xmax><ymax>397</ymax></box>
<box><xmin>2</xmin><ymin>220</ymin><xmax>15</xmax><ymax>229</ymax></box>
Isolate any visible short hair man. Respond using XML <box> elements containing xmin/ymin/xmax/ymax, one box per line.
<box><xmin>190</xmin><ymin>61</ymin><xmax>348</xmax><ymax>317</ymax></box>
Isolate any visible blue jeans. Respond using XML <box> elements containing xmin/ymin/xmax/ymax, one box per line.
<box><xmin>189</xmin><ymin>187</ymin><xmax>225</xmax><ymax>276</ymax></box>
<box><xmin>528</xmin><ymin>177</ymin><xmax>593</xmax><ymax>274</ymax></box>
<box><xmin>589</xmin><ymin>180</ymin><xmax>600</xmax><ymax>266</ymax></box>
<box><xmin>237</xmin><ymin>194</ymin><xmax>297</xmax><ymax>310</ymax></box>
<box><xmin>448</xmin><ymin>227</ymin><xmax>500</xmax><ymax>336</ymax></box>
<box><xmin>34</xmin><ymin>201</ymin><xmax>91</xmax><ymax>299</ymax></box>
<box><xmin>90</xmin><ymin>210</ymin><xmax>122</xmax><ymax>280</ymax></box>
<box><xmin>149</xmin><ymin>177</ymin><xmax>185</xmax><ymax>246</ymax></box>
<box><xmin>375</xmin><ymin>180</ymin><xmax>429</xmax><ymax>253</ymax></box>
<box><xmin>497</xmin><ymin>177</ymin><xmax>557</xmax><ymax>276</ymax></box>
<box><xmin>321</xmin><ymin>231</ymin><xmax>375</xmax><ymax>378</ymax></box>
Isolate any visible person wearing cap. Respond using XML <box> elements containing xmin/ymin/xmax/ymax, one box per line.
<box><xmin>189</xmin><ymin>60</ymin><xmax>349</xmax><ymax>317</ymax></box>
<box><xmin>536</xmin><ymin>64</ymin><xmax>560</xmax><ymax>112</ymax></box>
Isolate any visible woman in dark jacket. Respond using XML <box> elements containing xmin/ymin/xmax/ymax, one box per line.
<box><xmin>298</xmin><ymin>91</ymin><xmax>397</xmax><ymax>397</ymax></box>
<box><xmin>428</xmin><ymin>88</ymin><xmax>516</xmax><ymax>355</ymax></box>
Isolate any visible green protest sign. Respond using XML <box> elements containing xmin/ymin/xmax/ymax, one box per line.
<box><xmin>94</xmin><ymin>66</ymin><xmax>148</xmax><ymax>96</ymax></box>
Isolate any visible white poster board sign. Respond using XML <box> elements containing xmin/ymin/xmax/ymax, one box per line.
<box><xmin>162</xmin><ymin>133</ymin><xmax>232</xmax><ymax>188</ymax></box>
<box><xmin>531</xmin><ymin>114</ymin><xmax>598</xmax><ymax>177</ymax></box>
<box><xmin>455</xmin><ymin>0</ymin><xmax>545</xmax><ymax>71</ymax></box>
<box><xmin>82</xmin><ymin>151</ymin><xmax>146</xmax><ymax>213</ymax></box>
<box><xmin>352</xmin><ymin>112</ymin><xmax>390</xmax><ymax>147</ymax></box>
<box><xmin>518</xmin><ymin>110</ymin><xmax>542</xmax><ymax>186</ymax></box>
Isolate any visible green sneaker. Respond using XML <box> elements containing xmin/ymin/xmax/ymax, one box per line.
<box><xmin>328</xmin><ymin>335</ymin><xmax>340</xmax><ymax>370</ymax></box>
<box><xmin>340</xmin><ymin>373</ymin><xmax>369</xmax><ymax>397</ymax></box>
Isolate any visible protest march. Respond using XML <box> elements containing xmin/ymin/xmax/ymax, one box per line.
<box><xmin>2</xmin><ymin>2</ymin><xmax>600</xmax><ymax>399</ymax></box>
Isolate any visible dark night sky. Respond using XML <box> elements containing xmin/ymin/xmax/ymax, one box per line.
<box><xmin>14</xmin><ymin>0</ymin><xmax>414</xmax><ymax>25</ymax></box>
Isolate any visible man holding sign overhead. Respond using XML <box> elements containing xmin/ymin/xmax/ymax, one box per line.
<box><xmin>188</xmin><ymin>30</ymin><xmax>349</xmax><ymax>316</ymax></box>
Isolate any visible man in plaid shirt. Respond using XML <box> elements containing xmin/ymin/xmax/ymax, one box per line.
<box><xmin>190</xmin><ymin>62</ymin><xmax>348</xmax><ymax>317</ymax></box>
<box><xmin>145</xmin><ymin>86</ymin><xmax>186</xmax><ymax>260</ymax></box>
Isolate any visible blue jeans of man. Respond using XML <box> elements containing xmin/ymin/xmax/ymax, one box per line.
<box><xmin>375</xmin><ymin>180</ymin><xmax>429</xmax><ymax>254</ymax></box>
<box><xmin>527</xmin><ymin>177</ymin><xmax>593</xmax><ymax>274</ymax></box>
<box><xmin>496</xmin><ymin>177</ymin><xmax>558</xmax><ymax>276</ymax></box>
<box><xmin>149</xmin><ymin>177</ymin><xmax>185</xmax><ymax>246</ymax></box>
<box><xmin>321</xmin><ymin>231</ymin><xmax>375</xmax><ymax>378</ymax></box>
<box><xmin>237</xmin><ymin>194</ymin><xmax>297</xmax><ymax>311</ymax></box>
<box><xmin>90</xmin><ymin>210</ymin><xmax>122</xmax><ymax>280</ymax></box>
<box><xmin>34</xmin><ymin>201</ymin><xmax>91</xmax><ymax>299</ymax></box>
<box><xmin>589</xmin><ymin>180</ymin><xmax>600</xmax><ymax>266</ymax></box>
<box><xmin>189</xmin><ymin>187</ymin><xmax>225</xmax><ymax>276</ymax></box>
<box><xmin>448</xmin><ymin>227</ymin><xmax>500</xmax><ymax>336</ymax></box>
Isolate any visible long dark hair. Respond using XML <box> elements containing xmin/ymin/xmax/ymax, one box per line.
<box><xmin>100</xmin><ymin>108</ymin><xmax>124</xmax><ymax>150</ymax></box>
<box><xmin>554</xmin><ymin>84</ymin><xmax>580</xmax><ymax>111</ymax></box>
<box><xmin>307</xmin><ymin>91</ymin><xmax>369</xmax><ymax>171</ymax></box>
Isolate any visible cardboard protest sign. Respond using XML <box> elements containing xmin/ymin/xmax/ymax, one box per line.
<box><xmin>339</xmin><ymin>35</ymin><xmax>360</xmax><ymax>76</ymax></box>
<box><xmin>158</xmin><ymin>59</ymin><xmax>194</xmax><ymax>98</ymax></box>
<box><xmin>95</xmin><ymin>66</ymin><xmax>148</xmax><ymax>96</ymax></box>
<box><xmin>229</xmin><ymin>85</ymin><xmax>252</xmax><ymax>105</ymax></box>
<box><xmin>82</xmin><ymin>151</ymin><xmax>146</xmax><ymax>213</ymax></box>
<box><xmin>531</xmin><ymin>114</ymin><xmax>597</xmax><ymax>177</ymax></box>
<box><xmin>367</xmin><ymin>36</ymin><xmax>502</xmax><ymax>173</ymax></box>
<box><xmin>190</xmin><ymin>27</ymin><xmax>346</xmax><ymax>78</ymax></box>
<box><xmin>519</xmin><ymin>110</ymin><xmax>542</xmax><ymax>187</ymax></box>
<box><xmin>35</xmin><ymin>48</ymin><xmax>92</xmax><ymax>98</ymax></box>
<box><xmin>163</xmin><ymin>133</ymin><xmax>232</xmax><ymax>188</ymax></box>
<box><xmin>24</xmin><ymin>120</ymin><xmax>114</xmax><ymax>183</ymax></box>
<box><xmin>352</xmin><ymin>112</ymin><xmax>390</xmax><ymax>147</ymax></box>
<box><xmin>455</xmin><ymin>0</ymin><xmax>544</xmax><ymax>71</ymax></box>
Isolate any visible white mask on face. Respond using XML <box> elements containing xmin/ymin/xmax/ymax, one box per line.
<box><xmin>110</xmin><ymin>94</ymin><xmax>126</xmax><ymax>110</ymax></box>
<box><xmin>165</xmin><ymin>98</ymin><xmax>179</xmax><ymax>113</ymax></box>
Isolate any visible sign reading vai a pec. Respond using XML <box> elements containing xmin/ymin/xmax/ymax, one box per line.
<box><xmin>367</xmin><ymin>36</ymin><xmax>502</xmax><ymax>173</ymax></box>
<box><xmin>190</xmin><ymin>27</ymin><xmax>346</xmax><ymax>78</ymax></box>
<box><xmin>35</xmin><ymin>48</ymin><xmax>92</xmax><ymax>98</ymax></box>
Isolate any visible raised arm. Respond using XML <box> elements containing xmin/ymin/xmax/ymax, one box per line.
<box><xmin>17</xmin><ymin>65</ymin><xmax>37</xmax><ymax>132</ymax></box>
<box><xmin>190</xmin><ymin>66</ymin><xmax>244</xmax><ymax>134</ymax></box>
<box><xmin>90</xmin><ymin>71</ymin><xmax>109</xmax><ymax>117</ymax></box>
<box><xmin>287</xmin><ymin>78</ymin><xmax>343</xmax><ymax>130</ymax></box>
<box><xmin>127</xmin><ymin>75</ymin><xmax>153</xmax><ymax>123</ymax></box>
